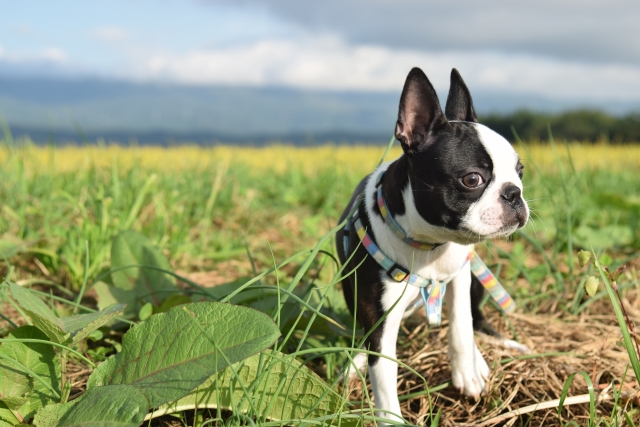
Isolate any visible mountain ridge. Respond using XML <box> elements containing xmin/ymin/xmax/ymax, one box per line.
<box><xmin>1</xmin><ymin>76</ymin><xmax>639</xmax><ymax>144</ymax></box>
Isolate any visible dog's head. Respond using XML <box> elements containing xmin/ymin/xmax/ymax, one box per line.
<box><xmin>394</xmin><ymin>67</ymin><xmax>528</xmax><ymax>244</ymax></box>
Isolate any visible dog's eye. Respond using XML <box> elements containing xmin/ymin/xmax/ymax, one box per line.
<box><xmin>516</xmin><ymin>161</ymin><xmax>524</xmax><ymax>179</ymax></box>
<box><xmin>461</xmin><ymin>173</ymin><xmax>484</xmax><ymax>188</ymax></box>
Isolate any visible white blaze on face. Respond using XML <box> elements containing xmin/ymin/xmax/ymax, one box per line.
<box><xmin>461</xmin><ymin>124</ymin><xmax>529</xmax><ymax>238</ymax></box>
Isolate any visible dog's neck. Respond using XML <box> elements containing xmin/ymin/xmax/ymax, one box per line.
<box><xmin>374</xmin><ymin>158</ymin><xmax>468</xmax><ymax>246</ymax></box>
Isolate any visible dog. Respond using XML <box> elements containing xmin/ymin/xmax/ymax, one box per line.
<box><xmin>336</xmin><ymin>67</ymin><xmax>529</xmax><ymax>423</ymax></box>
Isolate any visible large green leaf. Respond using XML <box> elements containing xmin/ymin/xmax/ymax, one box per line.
<box><xmin>87</xmin><ymin>302</ymin><xmax>281</xmax><ymax>408</ymax></box>
<box><xmin>0</xmin><ymin>397</ymin><xmax>29</xmax><ymax>411</ymax></box>
<box><xmin>0</xmin><ymin>403</ymin><xmax>21</xmax><ymax>426</ymax></box>
<box><xmin>0</xmin><ymin>326</ymin><xmax>61</xmax><ymax>422</ymax></box>
<box><xmin>93</xmin><ymin>281</ymin><xmax>137</xmax><ymax>314</ymax></box>
<box><xmin>9</xmin><ymin>284</ymin><xmax>68</xmax><ymax>344</ymax></box>
<box><xmin>31</xmin><ymin>402</ymin><xmax>74</xmax><ymax>427</ymax></box>
<box><xmin>33</xmin><ymin>386</ymin><xmax>147</xmax><ymax>427</ymax></box>
<box><xmin>154</xmin><ymin>350</ymin><xmax>352</xmax><ymax>425</ymax></box>
<box><xmin>110</xmin><ymin>230</ymin><xmax>178</xmax><ymax>309</ymax></box>
<box><xmin>9</xmin><ymin>284</ymin><xmax>125</xmax><ymax>346</ymax></box>
<box><xmin>60</xmin><ymin>304</ymin><xmax>125</xmax><ymax>346</ymax></box>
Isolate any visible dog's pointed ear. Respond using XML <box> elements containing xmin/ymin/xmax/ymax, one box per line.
<box><xmin>395</xmin><ymin>67</ymin><xmax>449</xmax><ymax>152</ymax></box>
<box><xmin>445</xmin><ymin>68</ymin><xmax>477</xmax><ymax>122</ymax></box>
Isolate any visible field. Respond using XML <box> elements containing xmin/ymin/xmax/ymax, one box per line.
<box><xmin>1</xmin><ymin>138</ymin><xmax>640</xmax><ymax>426</ymax></box>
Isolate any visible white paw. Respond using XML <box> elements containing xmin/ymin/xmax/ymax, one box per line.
<box><xmin>450</xmin><ymin>349</ymin><xmax>488</xmax><ymax>398</ymax></box>
<box><xmin>343</xmin><ymin>352</ymin><xmax>368</xmax><ymax>381</ymax></box>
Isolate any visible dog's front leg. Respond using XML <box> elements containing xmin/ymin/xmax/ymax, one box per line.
<box><xmin>368</xmin><ymin>281</ymin><xmax>418</xmax><ymax>424</ymax></box>
<box><xmin>446</xmin><ymin>265</ymin><xmax>490</xmax><ymax>398</ymax></box>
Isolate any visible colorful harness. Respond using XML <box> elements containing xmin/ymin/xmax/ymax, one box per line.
<box><xmin>343</xmin><ymin>171</ymin><xmax>515</xmax><ymax>327</ymax></box>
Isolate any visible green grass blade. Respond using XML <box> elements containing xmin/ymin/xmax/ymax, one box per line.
<box><xmin>592</xmin><ymin>253</ymin><xmax>640</xmax><ymax>381</ymax></box>
<box><xmin>73</xmin><ymin>240</ymin><xmax>90</xmax><ymax>314</ymax></box>
<box><xmin>123</xmin><ymin>173</ymin><xmax>157</xmax><ymax>229</ymax></box>
<box><xmin>557</xmin><ymin>371</ymin><xmax>595</xmax><ymax>427</ymax></box>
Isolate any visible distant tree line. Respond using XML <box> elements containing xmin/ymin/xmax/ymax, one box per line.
<box><xmin>480</xmin><ymin>109</ymin><xmax>640</xmax><ymax>143</ymax></box>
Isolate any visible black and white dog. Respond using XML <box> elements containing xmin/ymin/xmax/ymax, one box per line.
<box><xmin>336</xmin><ymin>67</ymin><xmax>529</xmax><ymax>422</ymax></box>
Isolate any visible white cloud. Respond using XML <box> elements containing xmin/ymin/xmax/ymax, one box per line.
<box><xmin>132</xmin><ymin>37</ymin><xmax>640</xmax><ymax>101</ymax></box>
<box><xmin>90</xmin><ymin>26</ymin><xmax>130</xmax><ymax>42</ymax></box>
<box><xmin>206</xmin><ymin>0</ymin><xmax>640</xmax><ymax>66</ymax></box>
<box><xmin>138</xmin><ymin>37</ymin><xmax>440</xmax><ymax>88</ymax></box>
<box><xmin>0</xmin><ymin>45</ymin><xmax>67</xmax><ymax>63</ymax></box>
<box><xmin>41</xmin><ymin>47</ymin><xmax>67</xmax><ymax>62</ymax></box>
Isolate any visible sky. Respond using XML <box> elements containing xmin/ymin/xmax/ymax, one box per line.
<box><xmin>1</xmin><ymin>0</ymin><xmax>640</xmax><ymax>105</ymax></box>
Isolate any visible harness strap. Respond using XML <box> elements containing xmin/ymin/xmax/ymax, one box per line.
<box><xmin>469</xmin><ymin>251</ymin><xmax>515</xmax><ymax>313</ymax></box>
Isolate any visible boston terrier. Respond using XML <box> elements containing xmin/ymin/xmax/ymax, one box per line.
<box><xmin>336</xmin><ymin>67</ymin><xmax>529</xmax><ymax>423</ymax></box>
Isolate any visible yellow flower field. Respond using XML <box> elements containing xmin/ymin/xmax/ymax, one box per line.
<box><xmin>2</xmin><ymin>142</ymin><xmax>640</xmax><ymax>175</ymax></box>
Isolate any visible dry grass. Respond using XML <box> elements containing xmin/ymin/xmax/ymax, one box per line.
<box><xmin>339</xmin><ymin>283</ymin><xmax>640</xmax><ymax>426</ymax></box>
<box><xmin>398</xmin><ymin>311</ymin><xmax>636</xmax><ymax>426</ymax></box>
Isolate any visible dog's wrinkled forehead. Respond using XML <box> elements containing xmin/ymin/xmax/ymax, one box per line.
<box><xmin>441</xmin><ymin>121</ymin><xmax>520</xmax><ymax>181</ymax></box>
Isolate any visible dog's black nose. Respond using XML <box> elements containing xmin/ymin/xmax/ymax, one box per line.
<box><xmin>501</xmin><ymin>184</ymin><xmax>522</xmax><ymax>207</ymax></box>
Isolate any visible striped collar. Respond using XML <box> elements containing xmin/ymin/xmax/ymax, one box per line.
<box><xmin>375</xmin><ymin>171</ymin><xmax>442</xmax><ymax>250</ymax></box>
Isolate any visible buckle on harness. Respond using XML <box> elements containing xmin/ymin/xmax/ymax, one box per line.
<box><xmin>387</xmin><ymin>263</ymin><xmax>409</xmax><ymax>282</ymax></box>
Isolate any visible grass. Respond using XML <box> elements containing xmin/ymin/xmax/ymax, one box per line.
<box><xmin>1</xmin><ymin>138</ymin><xmax>640</xmax><ymax>426</ymax></box>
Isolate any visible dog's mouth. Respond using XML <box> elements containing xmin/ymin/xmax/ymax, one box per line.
<box><xmin>515</xmin><ymin>210</ymin><xmax>529</xmax><ymax>228</ymax></box>
<box><xmin>450</xmin><ymin>228</ymin><xmax>495</xmax><ymax>245</ymax></box>
<box><xmin>458</xmin><ymin>219</ymin><xmax>526</xmax><ymax>243</ymax></box>
<box><xmin>507</xmin><ymin>209</ymin><xmax>529</xmax><ymax>232</ymax></box>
